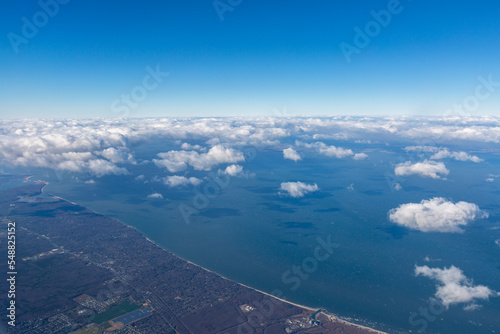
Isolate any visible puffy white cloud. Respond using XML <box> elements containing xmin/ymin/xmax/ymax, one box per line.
<box><xmin>394</xmin><ymin>183</ymin><xmax>402</xmax><ymax>191</ymax></box>
<box><xmin>223</xmin><ymin>164</ymin><xmax>244</xmax><ymax>176</ymax></box>
<box><xmin>353</xmin><ymin>153</ymin><xmax>368</xmax><ymax>160</ymax></box>
<box><xmin>415</xmin><ymin>265</ymin><xmax>499</xmax><ymax>309</ymax></box>
<box><xmin>297</xmin><ymin>141</ymin><xmax>355</xmax><ymax>159</ymax></box>
<box><xmin>163</xmin><ymin>175</ymin><xmax>202</xmax><ymax>187</ymax></box>
<box><xmin>430</xmin><ymin>149</ymin><xmax>482</xmax><ymax>163</ymax></box>
<box><xmin>318</xmin><ymin>144</ymin><xmax>354</xmax><ymax>158</ymax></box>
<box><xmin>283</xmin><ymin>148</ymin><xmax>301</xmax><ymax>161</ymax></box>
<box><xmin>389</xmin><ymin>197</ymin><xmax>488</xmax><ymax>233</ymax></box>
<box><xmin>154</xmin><ymin>145</ymin><xmax>245</xmax><ymax>172</ymax></box>
<box><xmin>147</xmin><ymin>193</ymin><xmax>163</xmax><ymax>199</ymax></box>
<box><xmin>395</xmin><ymin>160</ymin><xmax>449</xmax><ymax>179</ymax></box>
<box><xmin>0</xmin><ymin>119</ymin><xmax>131</xmax><ymax>177</ymax></box>
<box><xmin>86</xmin><ymin>159</ymin><xmax>129</xmax><ymax>177</ymax></box>
<box><xmin>279</xmin><ymin>181</ymin><xmax>319</xmax><ymax>198</ymax></box>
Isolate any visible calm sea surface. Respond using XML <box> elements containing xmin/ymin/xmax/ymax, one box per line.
<box><xmin>29</xmin><ymin>143</ymin><xmax>500</xmax><ymax>333</ymax></box>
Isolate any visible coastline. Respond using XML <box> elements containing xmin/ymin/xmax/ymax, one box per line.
<box><xmin>33</xmin><ymin>177</ymin><xmax>388</xmax><ymax>334</ymax></box>
<box><xmin>143</xmin><ymin>235</ymin><xmax>388</xmax><ymax>334</ymax></box>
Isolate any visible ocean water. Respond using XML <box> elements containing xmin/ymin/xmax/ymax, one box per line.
<box><xmin>25</xmin><ymin>140</ymin><xmax>500</xmax><ymax>333</ymax></box>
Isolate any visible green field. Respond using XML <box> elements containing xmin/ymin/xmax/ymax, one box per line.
<box><xmin>92</xmin><ymin>301</ymin><xmax>140</xmax><ymax>324</ymax></box>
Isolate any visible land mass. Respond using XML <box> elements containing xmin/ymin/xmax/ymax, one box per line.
<box><xmin>0</xmin><ymin>175</ymin><xmax>388</xmax><ymax>334</ymax></box>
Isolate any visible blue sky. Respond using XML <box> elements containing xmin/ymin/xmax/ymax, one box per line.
<box><xmin>2</xmin><ymin>0</ymin><xmax>500</xmax><ymax>118</ymax></box>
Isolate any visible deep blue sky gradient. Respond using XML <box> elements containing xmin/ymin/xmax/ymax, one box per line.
<box><xmin>2</xmin><ymin>0</ymin><xmax>500</xmax><ymax>118</ymax></box>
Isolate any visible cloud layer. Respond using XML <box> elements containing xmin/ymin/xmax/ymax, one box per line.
<box><xmin>388</xmin><ymin>197</ymin><xmax>488</xmax><ymax>233</ymax></box>
<box><xmin>415</xmin><ymin>265</ymin><xmax>499</xmax><ymax>309</ymax></box>
<box><xmin>405</xmin><ymin>146</ymin><xmax>482</xmax><ymax>163</ymax></box>
<box><xmin>153</xmin><ymin>145</ymin><xmax>245</xmax><ymax>172</ymax></box>
<box><xmin>0</xmin><ymin>116</ymin><xmax>498</xmax><ymax>179</ymax></box>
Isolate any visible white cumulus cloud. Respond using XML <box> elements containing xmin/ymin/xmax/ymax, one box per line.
<box><xmin>430</xmin><ymin>149</ymin><xmax>482</xmax><ymax>163</ymax></box>
<box><xmin>389</xmin><ymin>197</ymin><xmax>488</xmax><ymax>233</ymax></box>
<box><xmin>415</xmin><ymin>265</ymin><xmax>499</xmax><ymax>309</ymax></box>
<box><xmin>297</xmin><ymin>141</ymin><xmax>356</xmax><ymax>159</ymax></box>
<box><xmin>395</xmin><ymin>160</ymin><xmax>449</xmax><ymax>179</ymax></box>
<box><xmin>279</xmin><ymin>181</ymin><xmax>319</xmax><ymax>198</ymax></box>
<box><xmin>223</xmin><ymin>164</ymin><xmax>243</xmax><ymax>176</ymax></box>
<box><xmin>353</xmin><ymin>153</ymin><xmax>368</xmax><ymax>160</ymax></box>
<box><xmin>283</xmin><ymin>148</ymin><xmax>301</xmax><ymax>161</ymax></box>
<box><xmin>163</xmin><ymin>175</ymin><xmax>202</xmax><ymax>187</ymax></box>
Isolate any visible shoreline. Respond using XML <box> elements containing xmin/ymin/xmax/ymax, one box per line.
<box><xmin>145</xmin><ymin>236</ymin><xmax>388</xmax><ymax>334</ymax></box>
<box><xmin>33</xmin><ymin>176</ymin><xmax>388</xmax><ymax>334</ymax></box>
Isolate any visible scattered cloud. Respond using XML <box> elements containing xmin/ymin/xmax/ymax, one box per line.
<box><xmin>394</xmin><ymin>183</ymin><xmax>402</xmax><ymax>191</ymax></box>
<box><xmin>353</xmin><ymin>153</ymin><xmax>368</xmax><ymax>160</ymax></box>
<box><xmin>389</xmin><ymin>197</ymin><xmax>488</xmax><ymax>233</ymax></box>
<box><xmin>395</xmin><ymin>160</ymin><xmax>449</xmax><ymax>179</ymax></box>
<box><xmin>318</xmin><ymin>144</ymin><xmax>354</xmax><ymax>158</ymax></box>
<box><xmin>486</xmin><ymin>174</ymin><xmax>499</xmax><ymax>183</ymax></box>
<box><xmin>163</xmin><ymin>175</ymin><xmax>202</xmax><ymax>187</ymax></box>
<box><xmin>283</xmin><ymin>148</ymin><xmax>301</xmax><ymax>161</ymax></box>
<box><xmin>297</xmin><ymin>141</ymin><xmax>357</xmax><ymax>159</ymax></box>
<box><xmin>279</xmin><ymin>181</ymin><xmax>319</xmax><ymax>198</ymax></box>
<box><xmin>430</xmin><ymin>149</ymin><xmax>482</xmax><ymax>163</ymax></box>
<box><xmin>223</xmin><ymin>164</ymin><xmax>244</xmax><ymax>176</ymax></box>
<box><xmin>415</xmin><ymin>265</ymin><xmax>499</xmax><ymax>309</ymax></box>
<box><xmin>147</xmin><ymin>192</ymin><xmax>163</xmax><ymax>199</ymax></box>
